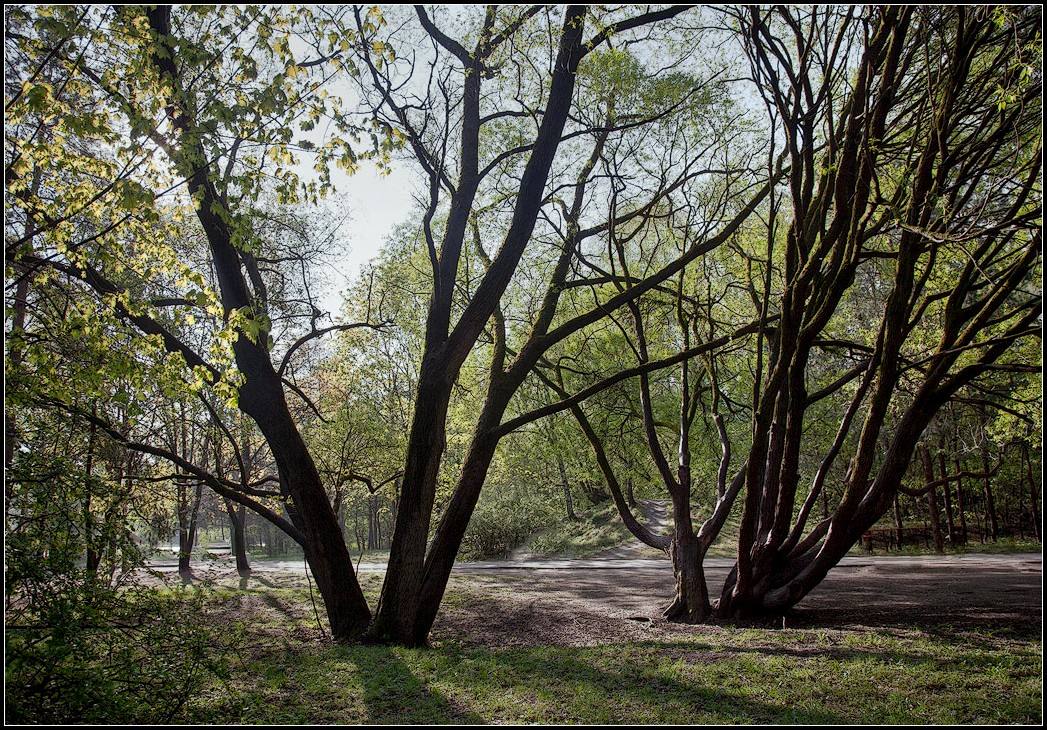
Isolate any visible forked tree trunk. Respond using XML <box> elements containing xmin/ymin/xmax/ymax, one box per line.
<box><xmin>177</xmin><ymin>481</ymin><xmax>203</xmax><ymax>580</ymax></box>
<box><xmin>178</xmin><ymin>525</ymin><xmax>195</xmax><ymax>580</ymax></box>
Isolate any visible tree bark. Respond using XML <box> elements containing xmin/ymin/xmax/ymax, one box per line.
<box><xmin>144</xmin><ymin>5</ymin><xmax>373</xmax><ymax>641</ymax></box>
<box><xmin>559</xmin><ymin>458</ymin><xmax>577</xmax><ymax>520</ymax></box>
<box><xmin>937</xmin><ymin>446</ymin><xmax>956</xmax><ymax>547</ymax></box>
<box><xmin>1023</xmin><ymin>443</ymin><xmax>1041</xmax><ymax>541</ymax></box>
<box><xmin>663</xmin><ymin>489</ymin><xmax>712</xmax><ymax>623</ymax></box>
<box><xmin>224</xmin><ymin>498</ymin><xmax>251</xmax><ymax>577</ymax></box>
<box><xmin>954</xmin><ymin>456</ymin><xmax>969</xmax><ymax>546</ymax></box>
<box><xmin>980</xmin><ymin>438</ymin><xmax>999</xmax><ymax>541</ymax></box>
<box><xmin>893</xmin><ymin>493</ymin><xmax>904</xmax><ymax>550</ymax></box>
<box><xmin>177</xmin><ymin>481</ymin><xmax>203</xmax><ymax>581</ymax></box>
<box><xmin>919</xmin><ymin>445</ymin><xmax>944</xmax><ymax>554</ymax></box>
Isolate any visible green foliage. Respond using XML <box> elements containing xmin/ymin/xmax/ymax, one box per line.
<box><xmin>460</xmin><ymin>485</ymin><xmax>559</xmax><ymax>560</ymax></box>
<box><xmin>528</xmin><ymin>500</ymin><xmax>643</xmax><ymax>558</ymax></box>
<box><xmin>5</xmin><ymin>456</ymin><xmax>227</xmax><ymax>724</ymax></box>
<box><xmin>5</xmin><ymin>578</ymin><xmax>228</xmax><ymax>724</ymax></box>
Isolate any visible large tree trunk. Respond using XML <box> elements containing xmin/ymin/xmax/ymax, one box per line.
<box><xmin>366</xmin><ymin>366</ymin><xmax>454</xmax><ymax>645</ymax></box>
<box><xmin>662</xmin><ymin>492</ymin><xmax>712</xmax><ymax>623</ymax></box>
<box><xmin>238</xmin><ymin>372</ymin><xmax>372</xmax><ymax>640</ymax></box>
<box><xmin>367</xmin><ymin>7</ymin><xmax>590</xmax><ymax>647</ymax></box>
<box><xmin>410</xmin><ymin>427</ymin><xmax>503</xmax><ymax>646</ymax></box>
<box><xmin>664</xmin><ymin>536</ymin><xmax>711</xmax><ymax>623</ymax></box>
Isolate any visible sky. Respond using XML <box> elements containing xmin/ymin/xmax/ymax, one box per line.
<box><xmin>319</xmin><ymin>159</ymin><xmax>419</xmax><ymax>315</ymax></box>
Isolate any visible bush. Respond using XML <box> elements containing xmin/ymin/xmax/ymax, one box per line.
<box><xmin>5</xmin><ymin>574</ymin><xmax>228</xmax><ymax>724</ymax></box>
<box><xmin>5</xmin><ymin>456</ymin><xmax>229</xmax><ymax>724</ymax></box>
<box><xmin>460</xmin><ymin>486</ymin><xmax>559</xmax><ymax>560</ymax></box>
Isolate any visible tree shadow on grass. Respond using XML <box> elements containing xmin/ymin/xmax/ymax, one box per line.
<box><xmin>432</xmin><ymin>644</ymin><xmax>849</xmax><ymax>724</ymax></box>
<box><xmin>233</xmin><ymin>638</ymin><xmax>849</xmax><ymax>724</ymax></box>
<box><xmin>348</xmin><ymin>647</ymin><xmax>485</xmax><ymax>724</ymax></box>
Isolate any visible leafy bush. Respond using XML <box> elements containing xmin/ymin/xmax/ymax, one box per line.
<box><xmin>5</xmin><ymin>456</ymin><xmax>229</xmax><ymax>724</ymax></box>
<box><xmin>5</xmin><ymin>575</ymin><xmax>228</xmax><ymax>724</ymax></box>
<box><xmin>460</xmin><ymin>486</ymin><xmax>560</xmax><ymax>560</ymax></box>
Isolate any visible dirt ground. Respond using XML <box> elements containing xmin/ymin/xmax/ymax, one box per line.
<box><xmin>427</xmin><ymin>553</ymin><xmax>1043</xmax><ymax>649</ymax></box>
<box><xmin>173</xmin><ymin>549</ymin><xmax>1041</xmax><ymax>649</ymax></box>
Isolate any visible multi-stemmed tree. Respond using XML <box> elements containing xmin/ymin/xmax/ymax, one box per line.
<box><xmin>539</xmin><ymin>5</ymin><xmax>1040</xmax><ymax>623</ymax></box>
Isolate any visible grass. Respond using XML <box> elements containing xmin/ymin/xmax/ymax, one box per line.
<box><xmin>171</xmin><ymin>576</ymin><xmax>1043</xmax><ymax>725</ymax></box>
<box><xmin>516</xmin><ymin>497</ymin><xmax>1041</xmax><ymax>562</ymax></box>
<box><xmin>9</xmin><ymin>560</ymin><xmax>1039</xmax><ymax>725</ymax></box>
<box><xmin>528</xmin><ymin>500</ymin><xmax>640</xmax><ymax>558</ymax></box>
<box><xmin>183</xmin><ymin>600</ymin><xmax>1041</xmax><ymax>724</ymax></box>
<box><xmin>860</xmin><ymin>536</ymin><xmax>1043</xmax><ymax>557</ymax></box>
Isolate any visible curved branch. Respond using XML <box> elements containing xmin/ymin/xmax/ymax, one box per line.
<box><xmin>495</xmin><ymin>319</ymin><xmax>768</xmax><ymax>438</ymax></box>
<box><xmin>45</xmin><ymin>399</ymin><xmax>305</xmax><ymax>544</ymax></box>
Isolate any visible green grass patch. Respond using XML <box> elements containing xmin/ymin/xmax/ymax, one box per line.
<box><xmin>181</xmin><ymin>589</ymin><xmax>1041</xmax><ymax>725</ymax></box>
<box><xmin>854</xmin><ymin>537</ymin><xmax>1043</xmax><ymax>557</ymax></box>
<box><xmin>527</xmin><ymin>500</ymin><xmax>641</xmax><ymax>558</ymax></box>
<box><xmin>189</xmin><ymin>631</ymin><xmax>1041</xmax><ymax>724</ymax></box>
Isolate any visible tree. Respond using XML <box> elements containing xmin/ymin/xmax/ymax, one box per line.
<box><xmin>9</xmin><ymin>4</ymin><xmax>769</xmax><ymax>646</ymax></box>
<box><xmin>7</xmin><ymin>5</ymin><xmax>382</xmax><ymax>639</ymax></box>
<box><xmin>9</xmin><ymin>4</ymin><xmax>1036</xmax><ymax>649</ymax></box>
<box><xmin>718</xmin><ymin>5</ymin><xmax>1039</xmax><ymax>620</ymax></box>
<box><xmin>347</xmin><ymin>4</ymin><xmax>792</xmax><ymax>644</ymax></box>
<box><xmin>522</xmin><ymin>5</ymin><xmax>1040</xmax><ymax>624</ymax></box>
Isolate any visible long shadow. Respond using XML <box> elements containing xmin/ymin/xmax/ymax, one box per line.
<box><xmin>292</xmin><ymin>642</ymin><xmax>848</xmax><ymax>724</ymax></box>
<box><xmin>436</xmin><ymin>644</ymin><xmax>849</xmax><ymax>724</ymax></box>
<box><xmin>347</xmin><ymin>646</ymin><xmax>485</xmax><ymax>725</ymax></box>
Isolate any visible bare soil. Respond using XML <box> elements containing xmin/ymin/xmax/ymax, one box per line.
<box><xmin>429</xmin><ymin>553</ymin><xmax>1042</xmax><ymax>649</ymax></box>
<box><xmin>175</xmin><ymin>549</ymin><xmax>1041</xmax><ymax>649</ymax></box>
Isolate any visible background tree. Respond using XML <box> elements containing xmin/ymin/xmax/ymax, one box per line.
<box><xmin>518</xmin><ymin>5</ymin><xmax>1040</xmax><ymax>624</ymax></box>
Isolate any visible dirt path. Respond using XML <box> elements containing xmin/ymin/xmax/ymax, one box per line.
<box><xmin>593</xmin><ymin>499</ymin><xmax>671</xmax><ymax>559</ymax></box>
<box><xmin>431</xmin><ymin>553</ymin><xmax>1042</xmax><ymax>648</ymax></box>
<box><xmin>169</xmin><ymin>551</ymin><xmax>1041</xmax><ymax>649</ymax></box>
